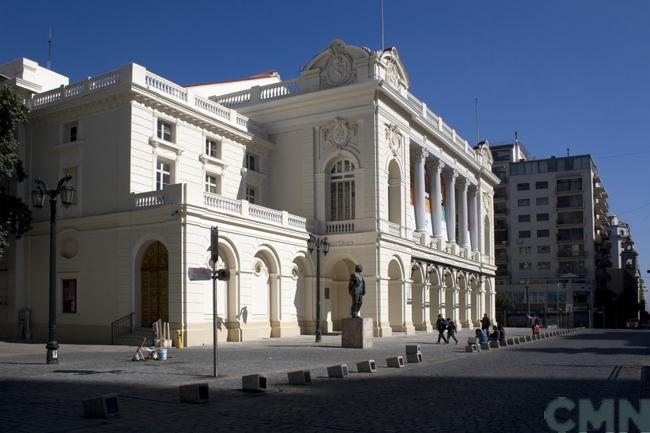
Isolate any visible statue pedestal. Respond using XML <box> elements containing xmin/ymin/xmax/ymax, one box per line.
<box><xmin>341</xmin><ymin>317</ymin><xmax>373</xmax><ymax>349</ymax></box>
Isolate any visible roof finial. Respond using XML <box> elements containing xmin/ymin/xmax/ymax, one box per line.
<box><xmin>47</xmin><ymin>27</ymin><xmax>52</xmax><ymax>70</ymax></box>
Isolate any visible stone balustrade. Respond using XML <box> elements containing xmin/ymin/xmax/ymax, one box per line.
<box><xmin>28</xmin><ymin>65</ymin><xmax>264</xmax><ymax>137</ymax></box>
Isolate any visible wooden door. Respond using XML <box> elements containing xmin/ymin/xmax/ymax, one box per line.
<box><xmin>141</xmin><ymin>241</ymin><xmax>169</xmax><ymax>326</ymax></box>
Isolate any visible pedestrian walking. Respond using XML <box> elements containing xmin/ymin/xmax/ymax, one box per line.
<box><xmin>435</xmin><ymin>314</ymin><xmax>448</xmax><ymax>344</ymax></box>
<box><xmin>446</xmin><ymin>318</ymin><xmax>458</xmax><ymax>344</ymax></box>
<box><xmin>481</xmin><ymin>313</ymin><xmax>491</xmax><ymax>334</ymax></box>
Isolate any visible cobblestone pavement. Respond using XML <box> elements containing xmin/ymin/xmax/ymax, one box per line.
<box><xmin>1</xmin><ymin>328</ymin><xmax>647</xmax><ymax>433</ymax></box>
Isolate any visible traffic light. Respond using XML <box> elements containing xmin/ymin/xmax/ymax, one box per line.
<box><xmin>210</xmin><ymin>227</ymin><xmax>219</xmax><ymax>264</ymax></box>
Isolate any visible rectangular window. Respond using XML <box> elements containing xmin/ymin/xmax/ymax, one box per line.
<box><xmin>156</xmin><ymin>119</ymin><xmax>173</xmax><ymax>142</ymax></box>
<box><xmin>517</xmin><ymin>183</ymin><xmax>530</xmax><ymax>191</ymax></box>
<box><xmin>156</xmin><ymin>159</ymin><xmax>172</xmax><ymax>191</ymax></box>
<box><xmin>557</xmin><ymin>178</ymin><xmax>583</xmax><ymax>192</ymax></box>
<box><xmin>65</xmin><ymin>121</ymin><xmax>78</xmax><ymax>142</ymax></box>
<box><xmin>536</xmin><ymin>197</ymin><xmax>549</xmax><ymax>206</ymax></box>
<box><xmin>518</xmin><ymin>214</ymin><xmax>531</xmax><ymax>223</ymax></box>
<box><xmin>557</xmin><ymin>194</ymin><xmax>583</xmax><ymax>208</ymax></box>
<box><xmin>537</xmin><ymin>229</ymin><xmax>550</xmax><ymax>238</ymax></box>
<box><xmin>70</xmin><ymin>125</ymin><xmax>78</xmax><ymax>142</ymax></box>
<box><xmin>535</xmin><ymin>181</ymin><xmax>548</xmax><ymax>190</ymax></box>
<box><xmin>62</xmin><ymin>279</ymin><xmax>77</xmax><ymax>313</ymax></box>
<box><xmin>538</xmin><ymin>245</ymin><xmax>551</xmax><ymax>254</ymax></box>
<box><xmin>245</xmin><ymin>152</ymin><xmax>258</xmax><ymax>172</ymax></box>
<box><xmin>558</xmin><ymin>244</ymin><xmax>585</xmax><ymax>257</ymax></box>
<box><xmin>536</xmin><ymin>213</ymin><xmax>549</xmax><ymax>221</ymax></box>
<box><xmin>519</xmin><ymin>246</ymin><xmax>531</xmax><ymax>255</ymax></box>
<box><xmin>519</xmin><ymin>262</ymin><xmax>532</xmax><ymax>270</ymax></box>
<box><xmin>205</xmin><ymin>174</ymin><xmax>219</xmax><ymax>194</ymax></box>
<box><xmin>518</xmin><ymin>230</ymin><xmax>531</xmax><ymax>239</ymax></box>
<box><xmin>494</xmin><ymin>203</ymin><xmax>507</xmax><ymax>214</ymax></box>
<box><xmin>205</xmin><ymin>138</ymin><xmax>221</xmax><ymax>158</ymax></box>
<box><xmin>557</xmin><ymin>228</ymin><xmax>584</xmax><ymax>241</ymax></box>
<box><xmin>517</xmin><ymin>198</ymin><xmax>530</xmax><ymax>207</ymax></box>
<box><xmin>246</xmin><ymin>185</ymin><xmax>256</xmax><ymax>204</ymax></box>
<box><xmin>537</xmin><ymin>262</ymin><xmax>551</xmax><ymax>270</ymax></box>
<box><xmin>557</xmin><ymin>211</ymin><xmax>584</xmax><ymax>225</ymax></box>
<box><xmin>559</xmin><ymin>261</ymin><xmax>585</xmax><ymax>275</ymax></box>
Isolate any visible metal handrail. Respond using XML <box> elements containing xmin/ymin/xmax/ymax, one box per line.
<box><xmin>110</xmin><ymin>312</ymin><xmax>134</xmax><ymax>345</ymax></box>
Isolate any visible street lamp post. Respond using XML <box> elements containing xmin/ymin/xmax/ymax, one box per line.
<box><xmin>32</xmin><ymin>174</ymin><xmax>74</xmax><ymax>364</ymax></box>
<box><xmin>307</xmin><ymin>234</ymin><xmax>329</xmax><ymax>343</ymax></box>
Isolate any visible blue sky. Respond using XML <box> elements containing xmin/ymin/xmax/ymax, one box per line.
<box><xmin>3</xmin><ymin>0</ymin><xmax>649</xmax><ymax>284</ymax></box>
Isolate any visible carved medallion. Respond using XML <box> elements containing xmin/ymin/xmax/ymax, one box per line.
<box><xmin>324</xmin><ymin>118</ymin><xmax>351</xmax><ymax>149</ymax></box>
<box><xmin>386</xmin><ymin>61</ymin><xmax>400</xmax><ymax>89</ymax></box>
<box><xmin>324</xmin><ymin>41</ymin><xmax>354</xmax><ymax>87</ymax></box>
<box><xmin>385</xmin><ymin>124</ymin><xmax>402</xmax><ymax>156</ymax></box>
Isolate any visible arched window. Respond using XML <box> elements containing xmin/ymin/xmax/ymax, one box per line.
<box><xmin>330</xmin><ymin>159</ymin><xmax>356</xmax><ymax>221</ymax></box>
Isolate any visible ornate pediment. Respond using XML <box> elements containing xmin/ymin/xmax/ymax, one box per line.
<box><xmin>301</xmin><ymin>39</ymin><xmax>373</xmax><ymax>90</ymax></box>
<box><xmin>378</xmin><ymin>47</ymin><xmax>409</xmax><ymax>90</ymax></box>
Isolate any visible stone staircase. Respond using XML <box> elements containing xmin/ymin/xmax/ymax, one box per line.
<box><xmin>112</xmin><ymin>327</ymin><xmax>154</xmax><ymax>347</ymax></box>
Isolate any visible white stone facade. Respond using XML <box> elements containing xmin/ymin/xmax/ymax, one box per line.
<box><xmin>0</xmin><ymin>40</ymin><xmax>498</xmax><ymax>346</ymax></box>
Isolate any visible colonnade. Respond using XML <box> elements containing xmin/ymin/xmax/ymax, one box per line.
<box><xmin>413</xmin><ymin>149</ymin><xmax>481</xmax><ymax>250</ymax></box>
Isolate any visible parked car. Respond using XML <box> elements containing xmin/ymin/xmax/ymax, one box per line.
<box><xmin>626</xmin><ymin>318</ymin><xmax>640</xmax><ymax>329</ymax></box>
<box><xmin>640</xmin><ymin>321</ymin><xmax>650</xmax><ymax>329</ymax></box>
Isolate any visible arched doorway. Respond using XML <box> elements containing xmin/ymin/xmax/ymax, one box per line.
<box><xmin>429</xmin><ymin>267</ymin><xmax>442</xmax><ymax>325</ymax></box>
<box><xmin>141</xmin><ymin>241</ymin><xmax>169</xmax><ymax>326</ymax></box>
<box><xmin>458</xmin><ymin>273</ymin><xmax>469</xmax><ymax>329</ymax></box>
<box><xmin>388</xmin><ymin>259</ymin><xmax>404</xmax><ymax>332</ymax></box>
<box><xmin>388</xmin><ymin>159</ymin><xmax>402</xmax><ymax>224</ymax></box>
<box><xmin>444</xmin><ymin>271</ymin><xmax>455</xmax><ymax>321</ymax></box>
<box><xmin>326</xmin><ymin>258</ymin><xmax>356</xmax><ymax>332</ymax></box>
<box><xmin>411</xmin><ymin>263</ymin><xmax>425</xmax><ymax>330</ymax></box>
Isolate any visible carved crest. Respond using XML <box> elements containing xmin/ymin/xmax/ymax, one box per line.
<box><xmin>385</xmin><ymin>123</ymin><xmax>402</xmax><ymax>156</ymax></box>
<box><xmin>386</xmin><ymin>61</ymin><xmax>401</xmax><ymax>89</ymax></box>
<box><xmin>324</xmin><ymin>41</ymin><xmax>355</xmax><ymax>88</ymax></box>
<box><xmin>324</xmin><ymin>117</ymin><xmax>352</xmax><ymax>150</ymax></box>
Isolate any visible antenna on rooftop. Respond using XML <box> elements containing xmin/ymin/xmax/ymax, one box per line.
<box><xmin>380</xmin><ymin>0</ymin><xmax>385</xmax><ymax>50</ymax></box>
<box><xmin>566</xmin><ymin>147</ymin><xmax>570</xmax><ymax>156</ymax></box>
<box><xmin>515</xmin><ymin>131</ymin><xmax>519</xmax><ymax>145</ymax></box>
<box><xmin>475</xmin><ymin>97</ymin><xmax>480</xmax><ymax>144</ymax></box>
<box><xmin>47</xmin><ymin>27</ymin><xmax>52</xmax><ymax>70</ymax></box>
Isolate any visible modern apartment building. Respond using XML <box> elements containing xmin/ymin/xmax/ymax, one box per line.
<box><xmin>0</xmin><ymin>40</ymin><xmax>498</xmax><ymax>346</ymax></box>
<box><xmin>491</xmin><ymin>142</ymin><xmax>608</xmax><ymax>327</ymax></box>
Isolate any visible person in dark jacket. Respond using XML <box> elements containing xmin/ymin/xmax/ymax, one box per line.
<box><xmin>481</xmin><ymin>313</ymin><xmax>491</xmax><ymax>333</ymax></box>
<box><xmin>497</xmin><ymin>324</ymin><xmax>506</xmax><ymax>343</ymax></box>
<box><xmin>435</xmin><ymin>314</ymin><xmax>448</xmax><ymax>344</ymax></box>
<box><xmin>446</xmin><ymin>318</ymin><xmax>458</xmax><ymax>344</ymax></box>
<box><xmin>488</xmin><ymin>325</ymin><xmax>500</xmax><ymax>341</ymax></box>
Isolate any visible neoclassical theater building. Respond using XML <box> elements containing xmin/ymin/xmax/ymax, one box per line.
<box><xmin>0</xmin><ymin>40</ymin><xmax>498</xmax><ymax>346</ymax></box>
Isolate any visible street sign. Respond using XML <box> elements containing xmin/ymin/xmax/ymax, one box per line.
<box><xmin>188</xmin><ymin>267</ymin><xmax>212</xmax><ymax>281</ymax></box>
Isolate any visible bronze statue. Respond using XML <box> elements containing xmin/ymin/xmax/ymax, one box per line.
<box><xmin>348</xmin><ymin>264</ymin><xmax>366</xmax><ymax>318</ymax></box>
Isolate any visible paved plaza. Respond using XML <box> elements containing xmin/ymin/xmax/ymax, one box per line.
<box><xmin>1</xmin><ymin>328</ymin><xmax>648</xmax><ymax>433</ymax></box>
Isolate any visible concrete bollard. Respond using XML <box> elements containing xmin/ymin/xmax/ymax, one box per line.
<box><xmin>507</xmin><ymin>338</ymin><xmax>515</xmax><ymax>345</ymax></box>
<box><xmin>357</xmin><ymin>360</ymin><xmax>376</xmax><ymax>373</ymax></box>
<box><xmin>489</xmin><ymin>340</ymin><xmax>500</xmax><ymax>349</ymax></box>
<box><xmin>465</xmin><ymin>344</ymin><xmax>478</xmax><ymax>352</ymax></box>
<box><xmin>287</xmin><ymin>370</ymin><xmax>312</xmax><ymax>385</ymax></box>
<box><xmin>467</xmin><ymin>337</ymin><xmax>477</xmax><ymax>345</ymax></box>
<box><xmin>179</xmin><ymin>383</ymin><xmax>209</xmax><ymax>404</ymax></box>
<box><xmin>518</xmin><ymin>336</ymin><xmax>526</xmax><ymax>344</ymax></box>
<box><xmin>406</xmin><ymin>352</ymin><xmax>423</xmax><ymax>363</ymax></box>
<box><xmin>405</xmin><ymin>344</ymin><xmax>421</xmax><ymax>354</ymax></box>
<box><xmin>386</xmin><ymin>356</ymin><xmax>405</xmax><ymax>368</ymax></box>
<box><xmin>499</xmin><ymin>340</ymin><xmax>508</xmax><ymax>347</ymax></box>
<box><xmin>242</xmin><ymin>374</ymin><xmax>267</xmax><ymax>392</ymax></box>
<box><xmin>525</xmin><ymin>335</ymin><xmax>532</xmax><ymax>342</ymax></box>
<box><xmin>327</xmin><ymin>364</ymin><xmax>349</xmax><ymax>378</ymax></box>
<box><xmin>82</xmin><ymin>394</ymin><xmax>120</xmax><ymax>419</ymax></box>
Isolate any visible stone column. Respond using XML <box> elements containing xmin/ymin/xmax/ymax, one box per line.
<box><xmin>444</xmin><ymin>170</ymin><xmax>457</xmax><ymax>243</ymax></box>
<box><xmin>429</xmin><ymin>159</ymin><xmax>445</xmax><ymax>239</ymax></box>
<box><xmin>469</xmin><ymin>185</ymin><xmax>479</xmax><ymax>251</ymax></box>
<box><xmin>413</xmin><ymin>148</ymin><xmax>428</xmax><ymax>232</ymax></box>
<box><xmin>458</xmin><ymin>178</ymin><xmax>470</xmax><ymax>248</ymax></box>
